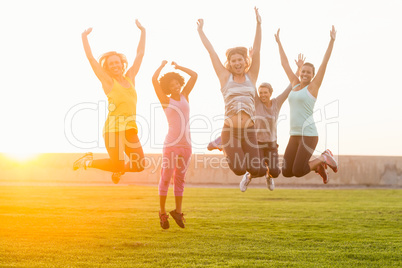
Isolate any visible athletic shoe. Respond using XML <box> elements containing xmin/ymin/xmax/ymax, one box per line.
<box><xmin>315</xmin><ymin>163</ymin><xmax>329</xmax><ymax>184</ymax></box>
<box><xmin>169</xmin><ymin>210</ymin><xmax>185</xmax><ymax>228</ymax></box>
<box><xmin>111</xmin><ymin>172</ymin><xmax>123</xmax><ymax>184</ymax></box>
<box><xmin>322</xmin><ymin>149</ymin><xmax>338</xmax><ymax>173</ymax></box>
<box><xmin>239</xmin><ymin>172</ymin><xmax>251</xmax><ymax>192</ymax></box>
<box><xmin>73</xmin><ymin>152</ymin><xmax>93</xmax><ymax>171</ymax></box>
<box><xmin>266</xmin><ymin>174</ymin><xmax>275</xmax><ymax>191</ymax></box>
<box><xmin>159</xmin><ymin>211</ymin><xmax>170</xmax><ymax>229</ymax></box>
<box><xmin>207</xmin><ymin>136</ymin><xmax>223</xmax><ymax>151</ymax></box>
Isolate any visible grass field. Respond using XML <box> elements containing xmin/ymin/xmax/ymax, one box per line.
<box><xmin>0</xmin><ymin>185</ymin><xmax>401</xmax><ymax>267</ymax></box>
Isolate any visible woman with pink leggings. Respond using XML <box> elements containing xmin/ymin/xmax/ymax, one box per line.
<box><xmin>152</xmin><ymin>60</ymin><xmax>197</xmax><ymax>229</ymax></box>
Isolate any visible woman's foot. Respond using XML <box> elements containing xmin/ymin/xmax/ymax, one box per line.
<box><xmin>207</xmin><ymin>136</ymin><xmax>223</xmax><ymax>151</ymax></box>
<box><xmin>240</xmin><ymin>172</ymin><xmax>251</xmax><ymax>192</ymax></box>
<box><xmin>315</xmin><ymin>163</ymin><xmax>329</xmax><ymax>184</ymax></box>
<box><xmin>322</xmin><ymin>149</ymin><xmax>338</xmax><ymax>173</ymax></box>
<box><xmin>73</xmin><ymin>152</ymin><xmax>93</xmax><ymax>170</ymax></box>
<box><xmin>111</xmin><ymin>172</ymin><xmax>123</xmax><ymax>184</ymax></box>
<box><xmin>266</xmin><ymin>174</ymin><xmax>275</xmax><ymax>191</ymax></box>
<box><xmin>169</xmin><ymin>210</ymin><xmax>185</xmax><ymax>228</ymax></box>
<box><xmin>159</xmin><ymin>211</ymin><xmax>170</xmax><ymax>229</ymax></box>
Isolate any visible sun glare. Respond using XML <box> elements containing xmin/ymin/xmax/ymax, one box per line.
<box><xmin>5</xmin><ymin>152</ymin><xmax>40</xmax><ymax>162</ymax></box>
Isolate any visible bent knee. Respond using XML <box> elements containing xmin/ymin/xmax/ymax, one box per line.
<box><xmin>269</xmin><ymin>168</ymin><xmax>281</xmax><ymax>178</ymax></box>
<box><xmin>230</xmin><ymin>166</ymin><xmax>247</xmax><ymax>176</ymax></box>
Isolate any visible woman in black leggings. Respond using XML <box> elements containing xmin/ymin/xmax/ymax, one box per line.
<box><xmin>275</xmin><ymin>26</ymin><xmax>338</xmax><ymax>183</ymax></box>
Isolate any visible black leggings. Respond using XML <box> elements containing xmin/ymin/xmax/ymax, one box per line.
<box><xmin>282</xmin><ymin>135</ymin><xmax>318</xmax><ymax>177</ymax></box>
<box><xmin>221</xmin><ymin>125</ymin><xmax>267</xmax><ymax>177</ymax></box>
<box><xmin>258</xmin><ymin>142</ymin><xmax>281</xmax><ymax>178</ymax></box>
<box><xmin>91</xmin><ymin>129</ymin><xmax>145</xmax><ymax>173</ymax></box>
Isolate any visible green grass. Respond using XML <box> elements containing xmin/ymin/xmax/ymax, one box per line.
<box><xmin>0</xmin><ymin>186</ymin><xmax>401</xmax><ymax>267</ymax></box>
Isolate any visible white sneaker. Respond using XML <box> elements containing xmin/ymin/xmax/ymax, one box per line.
<box><xmin>73</xmin><ymin>152</ymin><xmax>93</xmax><ymax>170</ymax></box>
<box><xmin>266</xmin><ymin>175</ymin><xmax>275</xmax><ymax>191</ymax></box>
<box><xmin>240</xmin><ymin>172</ymin><xmax>251</xmax><ymax>192</ymax></box>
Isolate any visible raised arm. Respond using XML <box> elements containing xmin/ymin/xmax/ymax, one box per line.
<box><xmin>197</xmin><ymin>19</ymin><xmax>229</xmax><ymax>87</ymax></box>
<box><xmin>247</xmin><ymin>7</ymin><xmax>262</xmax><ymax>84</ymax></box>
<box><xmin>309</xmin><ymin>26</ymin><xmax>336</xmax><ymax>97</ymax></box>
<box><xmin>81</xmin><ymin>28</ymin><xmax>113</xmax><ymax>94</ymax></box>
<box><xmin>172</xmin><ymin>62</ymin><xmax>198</xmax><ymax>100</ymax></box>
<box><xmin>126</xmin><ymin>20</ymin><xmax>146</xmax><ymax>84</ymax></box>
<box><xmin>152</xmin><ymin>60</ymin><xmax>169</xmax><ymax>106</ymax></box>
<box><xmin>275</xmin><ymin>29</ymin><xmax>299</xmax><ymax>87</ymax></box>
<box><xmin>276</xmin><ymin>53</ymin><xmax>306</xmax><ymax>106</ymax></box>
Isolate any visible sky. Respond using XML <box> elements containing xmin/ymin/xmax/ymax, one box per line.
<box><xmin>1</xmin><ymin>0</ymin><xmax>401</xmax><ymax>156</ymax></box>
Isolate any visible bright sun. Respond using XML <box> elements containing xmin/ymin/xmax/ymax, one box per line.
<box><xmin>6</xmin><ymin>152</ymin><xmax>40</xmax><ymax>162</ymax></box>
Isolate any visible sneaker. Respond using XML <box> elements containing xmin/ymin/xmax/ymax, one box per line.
<box><xmin>73</xmin><ymin>152</ymin><xmax>93</xmax><ymax>170</ymax></box>
<box><xmin>159</xmin><ymin>211</ymin><xmax>170</xmax><ymax>229</ymax></box>
<box><xmin>322</xmin><ymin>149</ymin><xmax>338</xmax><ymax>173</ymax></box>
<box><xmin>207</xmin><ymin>136</ymin><xmax>223</xmax><ymax>151</ymax></box>
<box><xmin>169</xmin><ymin>210</ymin><xmax>185</xmax><ymax>228</ymax></box>
<box><xmin>111</xmin><ymin>172</ymin><xmax>123</xmax><ymax>184</ymax></box>
<box><xmin>315</xmin><ymin>163</ymin><xmax>329</xmax><ymax>184</ymax></box>
<box><xmin>266</xmin><ymin>174</ymin><xmax>275</xmax><ymax>191</ymax></box>
<box><xmin>239</xmin><ymin>172</ymin><xmax>251</xmax><ymax>192</ymax></box>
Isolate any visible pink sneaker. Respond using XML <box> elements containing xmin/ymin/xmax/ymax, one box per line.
<box><xmin>322</xmin><ymin>149</ymin><xmax>338</xmax><ymax>173</ymax></box>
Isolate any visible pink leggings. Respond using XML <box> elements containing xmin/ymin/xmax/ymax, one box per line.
<box><xmin>159</xmin><ymin>147</ymin><xmax>192</xmax><ymax>197</ymax></box>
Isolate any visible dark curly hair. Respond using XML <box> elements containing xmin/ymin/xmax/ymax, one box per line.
<box><xmin>159</xmin><ymin>72</ymin><xmax>185</xmax><ymax>95</ymax></box>
<box><xmin>224</xmin><ymin>47</ymin><xmax>251</xmax><ymax>74</ymax></box>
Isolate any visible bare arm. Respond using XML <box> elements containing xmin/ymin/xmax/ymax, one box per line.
<box><xmin>126</xmin><ymin>20</ymin><xmax>146</xmax><ymax>84</ymax></box>
<box><xmin>152</xmin><ymin>61</ymin><xmax>169</xmax><ymax>106</ymax></box>
<box><xmin>275</xmin><ymin>29</ymin><xmax>300</xmax><ymax>87</ymax></box>
<box><xmin>172</xmin><ymin>61</ymin><xmax>198</xmax><ymax>100</ymax></box>
<box><xmin>247</xmin><ymin>7</ymin><xmax>262</xmax><ymax>84</ymax></box>
<box><xmin>197</xmin><ymin>19</ymin><xmax>229</xmax><ymax>87</ymax></box>
<box><xmin>309</xmin><ymin>26</ymin><xmax>336</xmax><ymax>97</ymax></box>
<box><xmin>276</xmin><ymin>53</ymin><xmax>306</xmax><ymax>106</ymax></box>
<box><xmin>81</xmin><ymin>28</ymin><xmax>113</xmax><ymax>94</ymax></box>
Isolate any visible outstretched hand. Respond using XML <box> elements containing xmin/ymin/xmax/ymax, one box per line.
<box><xmin>161</xmin><ymin>60</ymin><xmax>168</xmax><ymax>67</ymax></box>
<box><xmin>82</xmin><ymin>28</ymin><xmax>92</xmax><ymax>37</ymax></box>
<box><xmin>295</xmin><ymin>53</ymin><xmax>306</xmax><ymax>69</ymax></box>
<box><xmin>274</xmin><ymin>29</ymin><xmax>280</xmax><ymax>43</ymax></box>
<box><xmin>254</xmin><ymin>7</ymin><xmax>261</xmax><ymax>24</ymax></box>
<box><xmin>197</xmin><ymin>19</ymin><xmax>204</xmax><ymax>31</ymax></box>
<box><xmin>135</xmin><ymin>19</ymin><xmax>145</xmax><ymax>31</ymax></box>
<box><xmin>330</xmin><ymin>25</ymin><xmax>336</xmax><ymax>40</ymax></box>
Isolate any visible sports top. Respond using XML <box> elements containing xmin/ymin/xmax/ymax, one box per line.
<box><xmin>254</xmin><ymin>97</ymin><xmax>280</xmax><ymax>143</ymax></box>
<box><xmin>103</xmin><ymin>78</ymin><xmax>138</xmax><ymax>135</ymax></box>
<box><xmin>163</xmin><ymin>94</ymin><xmax>191</xmax><ymax>148</ymax></box>
<box><xmin>288</xmin><ymin>84</ymin><xmax>318</xmax><ymax>136</ymax></box>
<box><xmin>221</xmin><ymin>74</ymin><xmax>256</xmax><ymax>122</ymax></box>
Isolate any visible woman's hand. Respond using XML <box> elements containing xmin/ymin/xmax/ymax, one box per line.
<box><xmin>82</xmin><ymin>28</ymin><xmax>92</xmax><ymax>37</ymax></box>
<box><xmin>254</xmin><ymin>7</ymin><xmax>261</xmax><ymax>24</ymax></box>
<box><xmin>171</xmin><ymin>61</ymin><xmax>179</xmax><ymax>69</ymax></box>
<box><xmin>295</xmin><ymin>53</ymin><xmax>306</xmax><ymax>69</ymax></box>
<box><xmin>197</xmin><ymin>19</ymin><xmax>204</xmax><ymax>32</ymax></box>
<box><xmin>330</xmin><ymin>25</ymin><xmax>336</xmax><ymax>40</ymax></box>
<box><xmin>135</xmin><ymin>19</ymin><xmax>145</xmax><ymax>31</ymax></box>
<box><xmin>274</xmin><ymin>29</ymin><xmax>281</xmax><ymax>44</ymax></box>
